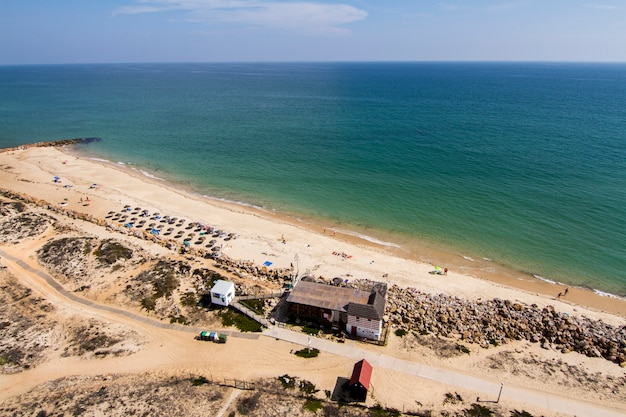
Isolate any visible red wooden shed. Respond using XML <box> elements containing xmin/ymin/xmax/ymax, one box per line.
<box><xmin>348</xmin><ymin>359</ymin><xmax>372</xmax><ymax>401</ymax></box>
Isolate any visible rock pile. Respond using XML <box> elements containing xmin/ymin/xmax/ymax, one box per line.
<box><xmin>3</xmin><ymin>188</ymin><xmax>625</xmax><ymax>366</ymax></box>
<box><xmin>385</xmin><ymin>284</ymin><xmax>626</xmax><ymax>365</ymax></box>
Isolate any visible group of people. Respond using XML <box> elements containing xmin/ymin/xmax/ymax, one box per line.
<box><xmin>557</xmin><ymin>287</ymin><xmax>569</xmax><ymax>298</ymax></box>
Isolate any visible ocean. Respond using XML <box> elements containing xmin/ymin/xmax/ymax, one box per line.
<box><xmin>1</xmin><ymin>62</ymin><xmax>625</xmax><ymax>297</ymax></box>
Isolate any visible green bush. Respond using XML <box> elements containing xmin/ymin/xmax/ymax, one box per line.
<box><xmin>394</xmin><ymin>328</ymin><xmax>407</xmax><ymax>337</ymax></box>
<box><xmin>302</xmin><ymin>326</ymin><xmax>320</xmax><ymax>335</ymax></box>
<box><xmin>94</xmin><ymin>240</ymin><xmax>133</xmax><ymax>265</ymax></box>
<box><xmin>443</xmin><ymin>392</ymin><xmax>463</xmax><ymax>405</ymax></box>
<box><xmin>510</xmin><ymin>411</ymin><xmax>534</xmax><ymax>417</ymax></box>
<box><xmin>191</xmin><ymin>376</ymin><xmax>210</xmax><ymax>386</ymax></box>
<box><xmin>219</xmin><ymin>309</ymin><xmax>262</xmax><ymax>332</ymax></box>
<box><xmin>181</xmin><ymin>291</ymin><xmax>197</xmax><ymax>307</ymax></box>
<box><xmin>303</xmin><ymin>398</ymin><xmax>323</xmax><ymax>413</ymax></box>
<box><xmin>456</xmin><ymin>344</ymin><xmax>471</xmax><ymax>354</ymax></box>
<box><xmin>299</xmin><ymin>380</ymin><xmax>319</xmax><ymax>395</ymax></box>
<box><xmin>370</xmin><ymin>404</ymin><xmax>401</xmax><ymax>417</ymax></box>
<box><xmin>294</xmin><ymin>348</ymin><xmax>319</xmax><ymax>358</ymax></box>
<box><xmin>465</xmin><ymin>403</ymin><xmax>494</xmax><ymax>417</ymax></box>
<box><xmin>278</xmin><ymin>374</ymin><xmax>296</xmax><ymax>389</ymax></box>
<box><xmin>140</xmin><ymin>296</ymin><xmax>156</xmax><ymax>311</ymax></box>
<box><xmin>169</xmin><ymin>315</ymin><xmax>187</xmax><ymax>324</ymax></box>
<box><xmin>237</xmin><ymin>392</ymin><xmax>261</xmax><ymax>415</ymax></box>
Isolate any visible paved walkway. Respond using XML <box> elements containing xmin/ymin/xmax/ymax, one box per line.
<box><xmin>1</xmin><ymin>248</ymin><xmax>624</xmax><ymax>417</ymax></box>
<box><xmin>264</xmin><ymin>326</ymin><xmax>626</xmax><ymax>417</ymax></box>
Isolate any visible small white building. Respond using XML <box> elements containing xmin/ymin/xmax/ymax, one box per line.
<box><xmin>210</xmin><ymin>280</ymin><xmax>235</xmax><ymax>307</ymax></box>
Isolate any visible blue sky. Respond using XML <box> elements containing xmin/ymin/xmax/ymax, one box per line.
<box><xmin>1</xmin><ymin>0</ymin><xmax>625</xmax><ymax>64</ymax></box>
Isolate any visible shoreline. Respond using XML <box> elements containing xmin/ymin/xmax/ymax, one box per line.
<box><xmin>1</xmin><ymin>143</ymin><xmax>625</xmax><ymax>320</ymax></box>
<box><xmin>68</xmin><ymin>143</ymin><xmax>626</xmax><ymax>301</ymax></box>
<box><xmin>71</xmin><ymin>146</ymin><xmax>626</xmax><ymax>303</ymax></box>
<box><xmin>69</xmin><ymin>149</ymin><xmax>626</xmax><ymax>319</ymax></box>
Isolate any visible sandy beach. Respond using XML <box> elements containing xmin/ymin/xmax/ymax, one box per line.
<box><xmin>1</xmin><ymin>144</ymin><xmax>625</xmax><ymax>416</ymax></box>
<box><xmin>3</xmin><ymin>144</ymin><xmax>625</xmax><ymax>319</ymax></box>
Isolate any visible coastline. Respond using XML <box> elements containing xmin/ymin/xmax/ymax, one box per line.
<box><xmin>1</xmin><ymin>143</ymin><xmax>625</xmax><ymax>320</ymax></box>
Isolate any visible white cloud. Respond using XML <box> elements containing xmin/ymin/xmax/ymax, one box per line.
<box><xmin>115</xmin><ymin>0</ymin><xmax>367</xmax><ymax>33</ymax></box>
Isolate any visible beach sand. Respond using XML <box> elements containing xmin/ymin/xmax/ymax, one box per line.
<box><xmin>3</xmin><ymin>145</ymin><xmax>624</xmax><ymax>320</ymax></box>
<box><xmin>1</xmin><ymin>145</ymin><xmax>625</xmax><ymax>416</ymax></box>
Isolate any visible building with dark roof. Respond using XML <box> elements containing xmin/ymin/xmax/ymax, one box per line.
<box><xmin>286</xmin><ymin>280</ymin><xmax>386</xmax><ymax>341</ymax></box>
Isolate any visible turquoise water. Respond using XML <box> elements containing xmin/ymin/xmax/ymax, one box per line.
<box><xmin>1</xmin><ymin>62</ymin><xmax>625</xmax><ymax>296</ymax></box>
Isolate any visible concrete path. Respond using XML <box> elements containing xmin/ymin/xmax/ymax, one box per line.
<box><xmin>264</xmin><ymin>320</ymin><xmax>626</xmax><ymax>417</ymax></box>
<box><xmin>2</xmin><ymin>248</ymin><xmax>624</xmax><ymax>417</ymax></box>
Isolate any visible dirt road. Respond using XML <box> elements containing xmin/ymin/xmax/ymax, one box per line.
<box><xmin>1</xmin><ymin>247</ymin><xmax>624</xmax><ymax>417</ymax></box>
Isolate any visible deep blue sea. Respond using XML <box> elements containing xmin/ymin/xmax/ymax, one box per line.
<box><xmin>1</xmin><ymin>62</ymin><xmax>625</xmax><ymax>297</ymax></box>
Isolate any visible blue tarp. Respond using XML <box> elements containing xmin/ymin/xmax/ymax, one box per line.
<box><xmin>263</xmin><ymin>261</ymin><xmax>272</xmax><ymax>267</ymax></box>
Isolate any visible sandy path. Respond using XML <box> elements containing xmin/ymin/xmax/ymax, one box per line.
<box><xmin>215</xmin><ymin>389</ymin><xmax>241</xmax><ymax>417</ymax></box>
<box><xmin>1</xmin><ymin>248</ymin><xmax>624</xmax><ymax>417</ymax></box>
<box><xmin>2</xmin><ymin>146</ymin><xmax>625</xmax><ymax>320</ymax></box>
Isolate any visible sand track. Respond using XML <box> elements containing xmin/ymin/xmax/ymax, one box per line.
<box><xmin>1</xmin><ymin>146</ymin><xmax>626</xmax><ymax>416</ymax></box>
<box><xmin>1</xmin><ymin>248</ymin><xmax>625</xmax><ymax>417</ymax></box>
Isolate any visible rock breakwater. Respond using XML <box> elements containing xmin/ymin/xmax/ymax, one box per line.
<box><xmin>2</xmin><ymin>188</ymin><xmax>625</xmax><ymax>366</ymax></box>
<box><xmin>386</xmin><ymin>284</ymin><xmax>626</xmax><ymax>365</ymax></box>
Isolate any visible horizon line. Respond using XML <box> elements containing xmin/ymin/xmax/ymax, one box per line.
<box><xmin>2</xmin><ymin>59</ymin><xmax>626</xmax><ymax>67</ymax></box>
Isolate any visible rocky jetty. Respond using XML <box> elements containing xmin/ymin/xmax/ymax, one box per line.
<box><xmin>1</xmin><ymin>137</ymin><xmax>101</xmax><ymax>152</ymax></box>
<box><xmin>385</xmin><ymin>284</ymin><xmax>626</xmax><ymax>365</ymax></box>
